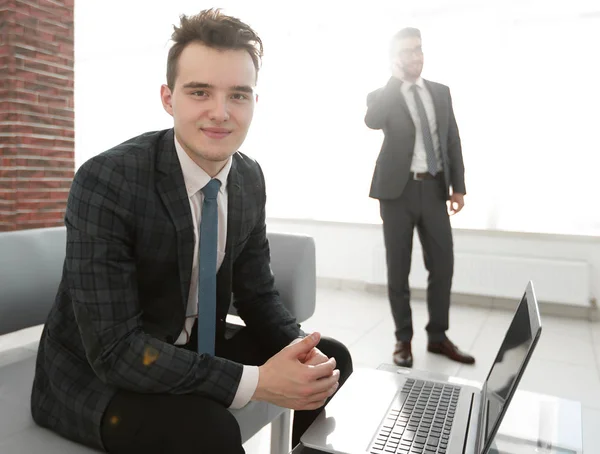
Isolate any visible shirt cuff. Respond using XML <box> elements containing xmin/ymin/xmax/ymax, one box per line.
<box><xmin>229</xmin><ymin>365</ymin><xmax>259</xmax><ymax>409</ymax></box>
<box><xmin>229</xmin><ymin>337</ymin><xmax>305</xmax><ymax>409</ymax></box>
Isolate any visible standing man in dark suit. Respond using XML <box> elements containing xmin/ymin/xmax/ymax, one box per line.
<box><xmin>31</xmin><ymin>9</ymin><xmax>352</xmax><ymax>453</ymax></box>
<box><xmin>364</xmin><ymin>27</ymin><xmax>475</xmax><ymax>368</ymax></box>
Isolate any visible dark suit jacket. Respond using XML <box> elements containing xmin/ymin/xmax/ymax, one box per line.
<box><xmin>30</xmin><ymin>128</ymin><xmax>303</xmax><ymax>450</ymax></box>
<box><xmin>365</xmin><ymin>77</ymin><xmax>466</xmax><ymax>200</ymax></box>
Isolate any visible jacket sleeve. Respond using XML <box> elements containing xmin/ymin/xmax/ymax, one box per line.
<box><xmin>66</xmin><ymin>155</ymin><xmax>243</xmax><ymax>405</ymax></box>
<box><xmin>446</xmin><ymin>89</ymin><xmax>466</xmax><ymax>195</ymax></box>
<box><xmin>364</xmin><ymin>77</ymin><xmax>403</xmax><ymax>130</ymax></box>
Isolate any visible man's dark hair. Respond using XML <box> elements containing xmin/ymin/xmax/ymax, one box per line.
<box><xmin>166</xmin><ymin>8</ymin><xmax>263</xmax><ymax>89</ymax></box>
<box><xmin>393</xmin><ymin>27</ymin><xmax>422</xmax><ymax>41</ymax></box>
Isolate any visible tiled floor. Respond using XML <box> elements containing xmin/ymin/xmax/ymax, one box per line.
<box><xmin>2</xmin><ymin>286</ymin><xmax>599</xmax><ymax>453</ymax></box>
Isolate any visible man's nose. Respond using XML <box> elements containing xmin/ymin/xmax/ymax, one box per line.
<box><xmin>209</xmin><ymin>96</ymin><xmax>230</xmax><ymax>123</ymax></box>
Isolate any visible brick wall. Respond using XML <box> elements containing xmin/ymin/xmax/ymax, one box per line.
<box><xmin>0</xmin><ymin>0</ymin><xmax>74</xmax><ymax>232</ymax></box>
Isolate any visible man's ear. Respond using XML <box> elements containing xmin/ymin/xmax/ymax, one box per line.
<box><xmin>160</xmin><ymin>84</ymin><xmax>174</xmax><ymax>116</ymax></box>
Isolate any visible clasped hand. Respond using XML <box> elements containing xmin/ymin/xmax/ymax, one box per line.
<box><xmin>253</xmin><ymin>332</ymin><xmax>339</xmax><ymax>411</ymax></box>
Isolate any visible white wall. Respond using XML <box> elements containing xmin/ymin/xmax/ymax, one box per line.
<box><xmin>266</xmin><ymin>218</ymin><xmax>600</xmax><ymax>308</ymax></box>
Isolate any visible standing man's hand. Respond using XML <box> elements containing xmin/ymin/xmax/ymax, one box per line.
<box><xmin>448</xmin><ymin>193</ymin><xmax>465</xmax><ymax>215</ymax></box>
<box><xmin>253</xmin><ymin>332</ymin><xmax>340</xmax><ymax>411</ymax></box>
<box><xmin>391</xmin><ymin>61</ymin><xmax>404</xmax><ymax>81</ymax></box>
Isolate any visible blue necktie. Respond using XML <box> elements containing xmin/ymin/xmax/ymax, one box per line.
<box><xmin>411</xmin><ymin>85</ymin><xmax>438</xmax><ymax>176</ymax></box>
<box><xmin>197</xmin><ymin>178</ymin><xmax>221</xmax><ymax>355</ymax></box>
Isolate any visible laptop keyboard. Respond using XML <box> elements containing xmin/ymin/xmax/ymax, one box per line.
<box><xmin>369</xmin><ymin>378</ymin><xmax>460</xmax><ymax>454</ymax></box>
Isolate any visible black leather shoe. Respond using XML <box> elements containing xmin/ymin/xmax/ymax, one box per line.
<box><xmin>427</xmin><ymin>338</ymin><xmax>475</xmax><ymax>364</ymax></box>
<box><xmin>393</xmin><ymin>342</ymin><xmax>413</xmax><ymax>368</ymax></box>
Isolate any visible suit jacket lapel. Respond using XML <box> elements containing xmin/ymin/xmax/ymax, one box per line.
<box><xmin>395</xmin><ymin>80</ymin><xmax>413</xmax><ymax>119</ymax></box>
<box><xmin>155</xmin><ymin>129</ymin><xmax>195</xmax><ymax>310</ymax></box>
<box><xmin>215</xmin><ymin>155</ymin><xmax>243</xmax><ymax>315</ymax></box>
<box><xmin>424</xmin><ymin>79</ymin><xmax>444</xmax><ymax>134</ymax></box>
<box><xmin>424</xmin><ymin>79</ymin><xmax>449</xmax><ymax>166</ymax></box>
<box><xmin>225</xmin><ymin>155</ymin><xmax>244</xmax><ymax>258</ymax></box>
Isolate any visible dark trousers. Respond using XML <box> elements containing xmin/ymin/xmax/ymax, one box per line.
<box><xmin>379</xmin><ymin>176</ymin><xmax>454</xmax><ymax>343</ymax></box>
<box><xmin>100</xmin><ymin>325</ymin><xmax>353</xmax><ymax>453</ymax></box>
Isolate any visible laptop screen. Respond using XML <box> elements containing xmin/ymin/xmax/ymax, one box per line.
<box><xmin>481</xmin><ymin>290</ymin><xmax>539</xmax><ymax>451</ymax></box>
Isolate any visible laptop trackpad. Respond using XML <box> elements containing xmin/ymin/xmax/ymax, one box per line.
<box><xmin>301</xmin><ymin>368</ymin><xmax>406</xmax><ymax>454</ymax></box>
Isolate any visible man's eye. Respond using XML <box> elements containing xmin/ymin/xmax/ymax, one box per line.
<box><xmin>192</xmin><ymin>90</ymin><xmax>208</xmax><ymax>97</ymax></box>
<box><xmin>231</xmin><ymin>93</ymin><xmax>248</xmax><ymax>100</ymax></box>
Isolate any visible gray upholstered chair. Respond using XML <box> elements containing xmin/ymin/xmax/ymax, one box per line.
<box><xmin>0</xmin><ymin>226</ymin><xmax>316</xmax><ymax>453</ymax></box>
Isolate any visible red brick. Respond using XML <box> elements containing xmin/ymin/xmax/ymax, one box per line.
<box><xmin>3</xmin><ymin>188</ymin><xmax>69</xmax><ymax>201</ymax></box>
<box><xmin>0</xmin><ymin>88</ymin><xmax>38</xmax><ymax>102</ymax></box>
<box><xmin>14</xmin><ymin>46</ymin><xmax>73</xmax><ymax>68</ymax></box>
<box><xmin>0</xmin><ymin>223</ymin><xmax>18</xmax><ymax>233</ymax></box>
<box><xmin>37</xmin><ymin>93</ymin><xmax>68</xmax><ymax>107</ymax></box>
<box><xmin>13</xmin><ymin>33</ymin><xmax>60</xmax><ymax>55</ymax></box>
<box><xmin>0</xmin><ymin>1</ymin><xmax>15</xmax><ymax>14</ymax></box>
<box><xmin>0</xmin><ymin>100</ymin><xmax>49</xmax><ymax>115</ymax></box>
<box><xmin>0</xmin><ymin>168</ymin><xmax>18</xmax><ymax>178</ymax></box>
<box><xmin>14</xmin><ymin>0</ymin><xmax>72</xmax><ymax>21</ymax></box>
<box><xmin>19</xmin><ymin>58</ymin><xmax>72</xmax><ymax>79</ymax></box>
<box><xmin>13</xmin><ymin>148</ymin><xmax>74</xmax><ymax>160</ymax></box>
<box><xmin>15</xmin><ymin>178</ymin><xmax>72</xmax><ymax>190</ymax></box>
<box><xmin>0</xmin><ymin>147</ymin><xmax>19</xmax><ymax>157</ymax></box>
<box><xmin>0</xmin><ymin>55</ymin><xmax>13</xmax><ymax>68</ymax></box>
<box><xmin>18</xmin><ymin>135</ymin><xmax>73</xmax><ymax>148</ymax></box>
<box><xmin>13</xmin><ymin>11</ymin><xmax>71</xmax><ymax>33</ymax></box>
<box><xmin>0</xmin><ymin>135</ymin><xmax>20</xmax><ymax>146</ymax></box>
<box><xmin>14</xmin><ymin>168</ymin><xmax>72</xmax><ymax>179</ymax></box>
<box><xmin>0</xmin><ymin>47</ymin><xmax>10</xmax><ymax>61</ymax></box>
<box><xmin>47</xmin><ymin>106</ymin><xmax>73</xmax><ymax>118</ymax></box>
<box><xmin>22</xmin><ymin>77</ymin><xmax>74</xmax><ymax>92</ymax></box>
<box><xmin>0</xmin><ymin>192</ymin><xmax>17</xmax><ymax>203</ymax></box>
<box><xmin>4</xmin><ymin>112</ymin><xmax>73</xmax><ymax>128</ymax></box>
<box><xmin>14</xmin><ymin>157</ymin><xmax>73</xmax><ymax>168</ymax></box>
<box><xmin>0</xmin><ymin>179</ymin><xmax>16</xmax><ymax>190</ymax></box>
<box><xmin>0</xmin><ymin>157</ymin><xmax>16</xmax><ymax>167</ymax></box>
<box><xmin>5</xmin><ymin>124</ymin><xmax>74</xmax><ymax>139</ymax></box>
<box><xmin>49</xmin><ymin>189</ymin><xmax>69</xmax><ymax>199</ymax></box>
<box><xmin>14</xmin><ymin>199</ymin><xmax>66</xmax><ymax>211</ymax></box>
<box><xmin>57</xmin><ymin>42</ymin><xmax>72</xmax><ymax>55</ymax></box>
<box><xmin>14</xmin><ymin>209</ymin><xmax>65</xmax><ymax>223</ymax></box>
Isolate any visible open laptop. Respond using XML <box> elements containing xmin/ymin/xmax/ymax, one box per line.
<box><xmin>301</xmin><ymin>281</ymin><xmax>542</xmax><ymax>454</ymax></box>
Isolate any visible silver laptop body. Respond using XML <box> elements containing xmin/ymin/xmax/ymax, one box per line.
<box><xmin>301</xmin><ymin>281</ymin><xmax>542</xmax><ymax>454</ymax></box>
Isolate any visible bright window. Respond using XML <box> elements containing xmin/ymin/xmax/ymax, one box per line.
<box><xmin>75</xmin><ymin>1</ymin><xmax>600</xmax><ymax>236</ymax></box>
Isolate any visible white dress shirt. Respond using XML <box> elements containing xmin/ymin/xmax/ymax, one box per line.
<box><xmin>174</xmin><ymin>137</ymin><xmax>258</xmax><ymax>409</ymax></box>
<box><xmin>400</xmin><ymin>77</ymin><xmax>443</xmax><ymax>173</ymax></box>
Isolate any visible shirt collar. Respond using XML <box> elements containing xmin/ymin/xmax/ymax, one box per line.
<box><xmin>401</xmin><ymin>77</ymin><xmax>425</xmax><ymax>93</ymax></box>
<box><xmin>174</xmin><ymin>135</ymin><xmax>232</xmax><ymax>198</ymax></box>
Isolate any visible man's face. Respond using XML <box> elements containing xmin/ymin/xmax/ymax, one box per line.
<box><xmin>391</xmin><ymin>36</ymin><xmax>424</xmax><ymax>80</ymax></box>
<box><xmin>161</xmin><ymin>42</ymin><xmax>257</xmax><ymax>172</ymax></box>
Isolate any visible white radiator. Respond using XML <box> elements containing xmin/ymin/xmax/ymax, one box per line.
<box><xmin>370</xmin><ymin>247</ymin><xmax>591</xmax><ymax>307</ymax></box>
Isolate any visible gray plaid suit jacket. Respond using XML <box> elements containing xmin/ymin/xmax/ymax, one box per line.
<box><xmin>30</xmin><ymin>128</ymin><xmax>303</xmax><ymax>450</ymax></box>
